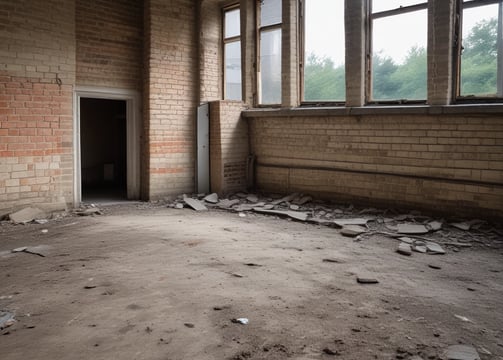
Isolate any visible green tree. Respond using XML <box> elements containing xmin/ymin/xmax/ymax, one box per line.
<box><xmin>460</xmin><ymin>18</ymin><xmax>498</xmax><ymax>96</ymax></box>
<box><xmin>304</xmin><ymin>53</ymin><xmax>345</xmax><ymax>101</ymax></box>
<box><xmin>391</xmin><ymin>46</ymin><xmax>427</xmax><ymax>100</ymax></box>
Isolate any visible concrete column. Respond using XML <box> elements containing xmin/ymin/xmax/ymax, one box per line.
<box><xmin>281</xmin><ymin>0</ymin><xmax>299</xmax><ymax>107</ymax></box>
<box><xmin>345</xmin><ymin>0</ymin><xmax>367</xmax><ymax>107</ymax></box>
<box><xmin>428</xmin><ymin>0</ymin><xmax>455</xmax><ymax>105</ymax></box>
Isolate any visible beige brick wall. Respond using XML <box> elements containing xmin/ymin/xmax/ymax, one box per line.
<box><xmin>143</xmin><ymin>0</ymin><xmax>198</xmax><ymax>199</ymax></box>
<box><xmin>246</xmin><ymin>112</ymin><xmax>503</xmax><ymax>218</ymax></box>
<box><xmin>200</xmin><ymin>0</ymin><xmax>222</xmax><ymax>102</ymax></box>
<box><xmin>0</xmin><ymin>0</ymin><xmax>76</xmax><ymax>213</ymax></box>
<box><xmin>76</xmin><ymin>0</ymin><xmax>143</xmax><ymax>90</ymax></box>
<box><xmin>209</xmin><ymin>100</ymin><xmax>248</xmax><ymax>194</ymax></box>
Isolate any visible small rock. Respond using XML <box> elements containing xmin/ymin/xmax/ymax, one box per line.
<box><xmin>427</xmin><ymin>221</ymin><xmax>443</xmax><ymax>231</ymax></box>
<box><xmin>246</xmin><ymin>195</ymin><xmax>258</xmax><ymax>203</ymax></box>
<box><xmin>231</xmin><ymin>318</ymin><xmax>248</xmax><ymax>325</ymax></box>
<box><xmin>203</xmin><ymin>193</ymin><xmax>219</xmax><ymax>204</ymax></box>
<box><xmin>412</xmin><ymin>245</ymin><xmax>427</xmax><ymax>253</ymax></box>
<box><xmin>175</xmin><ymin>203</ymin><xmax>184</xmax><ymax>209</ymax></box>
<box><xmin>443</xmin><ymin>344</ymin><xmax>480</xmax><ymax>360</ymax></box>
<box><xmin>450</xmin><ymin>222</ymin><xmax>471</xmax><ymax>231</ymax></box>
<box><xmin>428</xmin><ymin>264</ymin><xmax>441</xmax><ymax>270</ymax></box>
<box><xmin>184</xmin><ymin>323</ymin><xmax>195</xmax><ymax>328</ymax></box>
<box><xmin>397</xmin><ymin>224</ymin><xmax>429</xmax><ymax>235</ymax></box>
<box><xmin>398</xmin><ymin>237</ymin><xmax>415</xmax><ymax>244</ymax></box>
<box><xmin>426</xmin><ymin>242</ymin><xmax>446</xmax><ymax>255</ymax></box>
<box><xmin>397</xmin><ymin>242</ymin><xmax>412</xmax><ymax>256</ymax></box>
<box><xmin>340</xmin><ymin>225</ymin><xmax>367</xmax><ymax>237</ymax></box>
<box><xmin>357</xmin><ymin>277</ymin><xmax>379</xmax><ymax>284</ymax></box>
<box><xmin>322</xmin><ymin>348</ymin><xmax>339</xmax><ymax>355</ymax></box>
<box><xmin>289</xmin><ymin>204</ymin><xmax>300</xmax><ymax>211</ymax></box>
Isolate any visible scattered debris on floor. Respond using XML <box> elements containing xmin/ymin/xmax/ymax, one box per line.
<box><xmin>165</xmin><ymin>192</ymin><xmax>502</xmax><ymax>258</ymax></box>
<box><xmin>356</xmin><ymin>276</ymin><xmax>379</xmax><ymax>284</ymax></box>
<box><xmin>11</xmin><ymin>245</ymin><xmax>50</xmax><ymax>257</ymax></box>
<box><xmin>74</xmin><ymin>206</ymin><xmax>103</xmax><ymax>216</ymax></box>
<box><xmin>8</xmin><ymin>207</ymin><xmax>46</xmax><ymax>224</ymax></box>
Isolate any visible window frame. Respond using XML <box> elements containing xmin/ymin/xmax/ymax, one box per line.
<box><xmin>222</xmin><ymin>4</ymin><xmax>242</xmax><ymax>101</ymax></box>
<box><xmin>299</xmin><ymin>0</ymin><xmax>346</xmax><ymax>107</ymax></box>
<box><xmin>257</xmin><ymin>0</ymin><xmax>283</xmax><ymax>107</ymax></box>
<box><xmin>366</xmin><ymin>1</ymin><xmax>428</xmax><ymax>105</ymax></box>
<box><xmin>454</xmin><ymin>0</ymin><xmax>503</xmax><ymax>103</ymax></box>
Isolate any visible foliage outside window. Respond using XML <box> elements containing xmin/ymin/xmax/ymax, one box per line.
<box><xmin>258</xmin><ymin>0</ymin><xmax>282</xmax><ymax>105</ymax></box>
<box><xmin>370</xmin><ymin>1</ymin><xmax>428</xmax><ymax>102</ymax></box>
<box><xmin>458</xmin><ymin>0</ymin><xmax>502</xmax><ymax>98</ymax></box>
<box><xmin>303</xmin><ymin>0</ymin><xmax>345</xmax><ymax>102</ymax></box>
<box><xmin>224</xmin><ymin>6</ymin><xmax>242</xmax><ymax>101</ymax></box>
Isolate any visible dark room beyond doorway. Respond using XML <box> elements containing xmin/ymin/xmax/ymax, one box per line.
<box><xmin>80</xmin><ymin>98</ymin><xmax>127</xmax><ymax>202</ymax></box>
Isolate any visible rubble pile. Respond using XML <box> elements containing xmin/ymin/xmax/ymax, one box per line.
<box><xmin>168</xmin><ymin>192</ymin><xmax>503</xmax><ymax>255</ymax></box>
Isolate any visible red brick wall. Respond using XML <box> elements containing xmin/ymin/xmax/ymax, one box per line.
<box><xmin>245</xmin><ymin>111</ymin><xmax>503</xmax><ymax>218</ymax></box>
<box><xmin>76</xmin><ymin>0</ymin><xmax>143</xmax><ymax>90</ymax></box>
<box><xmin>143</xmin><ymin>0</ymin><xmax>198</xmax><ymax>199</ymax></box>
<box><xmin>0</xmin><ymin>0</ymin><xmax>76</xmax><ymax>213</ymax></box>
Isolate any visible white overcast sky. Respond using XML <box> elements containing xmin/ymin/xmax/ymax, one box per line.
<box><xmin>305</xmin><ymin>0</ymin><xmax>499</xmax><ymax>66</ymax></box>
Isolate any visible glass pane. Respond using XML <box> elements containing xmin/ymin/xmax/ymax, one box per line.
<box><xmin>372</xmin><ymin>0</ymin><xmax>424</xmax><ymax>13</ymax></box>
<box><xmin>260</xmin><ymin>28</ymin><xmax>282</xmax><ymax>104</ymax></box>
<box><xmin>225</xmin><ymin>41</ymin><xmax>242</xmax><ymax>101</ymax></box>
<box><xmin>260</xmin><ymin>0</ymin><xmax>282</xmax><ymax>27</ymax></box>
<box><xmin>460</xmin><ymin>3</ymin><xmax>499</xmax><ymax>97</ymax></box>
<box><xmin>225</xmin><ymin>8</ymin><xmax>240</xmax><ymax>38</ymax></box>
<box><xmin>304</xmin><ymin>0</ymin><xmax>345</xmax><ymax>101</ymax></box>
<box><xmin>372</xmin><ymin>9</ymin><xmax>427</xmax><ymax>100</ymax></box>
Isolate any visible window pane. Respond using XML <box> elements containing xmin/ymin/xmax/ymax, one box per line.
<box><xmin>225</xmin><ymin>41</ymin><xmax>242</xmax><ymax>101</ymax></box>
<box><xmin>260</xmin><ymin>0</ymin><xmax>282</xmax><ymax>27</ymax></box>
<box><xmin>304</xmin><ymin>0</ymin><xmax>345</xmax><ymax>102</ymax></box>
<box><xmin>460</xmin><ymin>3</ymin><xmax>499</xmax><ymax>97</ymax></box>
<box><xmin>260</xmin><ymin>28</ymin><xmax>282</xmax><ymax>104</ymax></box>
<box><xmin>225</xmin><ymin>8</ymin><xmax>240</xmax><ymax>38</ymax></box>
<box><xmin>372</xmin><ymin>0</ymin><xmax>423</xmax><ymax>13</ymax></box>
<box><xmin>372</xmin><ymin>9</ymin><xmax>427</xmax><ymax>100</ymax></box>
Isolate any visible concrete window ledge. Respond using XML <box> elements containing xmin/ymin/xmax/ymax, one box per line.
<box><xmin>242</xmin><ymin>104</ymin><xmax>503</xmax><ymax>118</ymax></box>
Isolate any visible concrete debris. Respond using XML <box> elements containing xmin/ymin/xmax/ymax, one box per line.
<box><xmin>308</xmin><ymin>217</ymin><xmax>333</xmax><ymax>226</ymax></box>
<box><xmin>270</xmin><ymin>193</ymin><xmax>298</xmax><ymax>205</ymax></box>
<box><xmin>234</xmin><ymin>204</ymin><xmax>256</xmax><ymax>212</ymax></box>
<box><xmin>12</xmin><ymin>245</ymin><xmax>50</xmax><ymax>257</ymax></box>
<box><xmin>426</xmin><ymin>241</ymin><xmax>446</xmax><ymax>255</ymax></box>
<box><xmin>246</xmin><ymin>194</ymin><xmax>258</xmax><ymax>203</ymax></box>
<box><xmin>454</xmin><ymin>314</ymin><xmax>472</xmax><ymax>323</ymax></box>
<box><xmin>412</xmin><ymin>245</ymin><xmax>427</xmax><ymax>253</ymax></box>
<box><xmin>216</xmin><ymin>199</ymin><xmax>241</xmax><ymax>209</ymax></box>
<box><xmin>75</xmin><ymin>208</ymin><xmax>103</xmax><ymax>216</ymax></box>
<box><xmin>427</xmin><ymin>221</ymin><xmax>443</xmax><ymax>231</ymax></box>
<box><xmin>334</xmin><ymin>218</ymin><xmax>372</xmax><ymax>227</ymax></box>
<box><xmin>203</xmin><ymin>193</ymin><xmax>219</xmax><ymax>204</ymax></box>
<box><xmin>231</xmin><ymin>318</ymin><xmax>249</xmax><ymax>325</ymax></box>
<box><xmin>175</xmin><ymin>203</ymin><xmax>184</xmax><ymax>209</ymax></box>
<box><xmin>238</xmin><ymin>212</ymin><xmax>246</xmax><ymax>218</ymax></box>
<box><xmin>0</xmin><ymin>311</ymin><xmax>15</xmax><ymax>330</ymax></box>
<box><xmin>340</xmin><ymin>225</ymin><xmax>367</xmax><ymax>237</ymax></box>
<box><xmin>428</xmin><ymin>264</ymin><xmax>442</xmax><ymax>270</ymax></box>
<box><xmin>294</xmin><ymin>195</ymin><xmax>312</xmax><ymax>205</ymax></box>
<box><xmin>34</xmin><ymin>219</ymin><xmax>48</xmax><ymax>224</ymax></box>
<box><xmin>253</xmin><ymin>208</ymin><xmax>309</xmax><ymax>222</ymax></box>
<box><xmin>398</xmin><ymin>237</ymin><xmax>415</xmax><ymax>244</ymax></box>
<box><xmin>184</xmin><ymin>198</ymin><xmax>208</xmax><ymax>211</ymax></box>
<box><xmin>289</xmin><ymin>204</ymin><xmax>300</xmax><ymax>211</ymax></box>
<box><xmin>356</xmin><ymin>277</ymin><xmax>379</xmax><ymax>284</ymax></box>
<box><xmin>397</xmin><ymin>224</ymin><xmax>429</xmax><ymax>235</ymax></box>
<box><xmin>9</xmin><ymin>207</ymin><xmax>46</xmax><ymax>224</ymax></box>
<box><xmin>451</xmin><ymin>222</ymin><xmax>471</xmax><ymax>231</ymax></box>
<box><xmin>397</xmin><ymin>242</ymin><xmax>412</xmax><ymax>256</ymax></box>
<box><xmin>443</xmin><ymin>344</ymin><xmax>480</xmax><ymax>360</ymax></box>
<box><xmin>445</xmin><ymin>242</ymin><xmax>472</xmax><ymax>248</ymax></box>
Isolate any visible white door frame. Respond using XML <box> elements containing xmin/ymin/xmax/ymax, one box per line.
<box><xmin>73</xmin><ymin>86</ymin><xmax>141</xmax><ymax>206</ymax></box>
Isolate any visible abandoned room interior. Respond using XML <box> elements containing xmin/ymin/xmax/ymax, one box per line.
<box><xmin>1</xmin><ymin>0</ymin><xmax>503</xmax><ymax>359</ymax></box>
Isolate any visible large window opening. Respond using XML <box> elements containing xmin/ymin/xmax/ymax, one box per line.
<box><xmin>258</xmin><ymin>0</ymin><xmax>282</xmax><ymax>105</ymax></box>
<box><xmin>369</xmin><ymin>0</ymin><xmax>428</xmax><ymax>102</ymax></box>
<box><xmin>458</xmin><ymin>0</ymin><xmax>502</xmax><ymax>98</ymax></box>
<box><xmin>302</xmin><ymin>0</ymin><xmax>345</xmax><ymax>103</ymax></box>
<box><xmin>223</xmin><ymin>6</ymin><xmax>242</xmax><ymax>101</ymax></box>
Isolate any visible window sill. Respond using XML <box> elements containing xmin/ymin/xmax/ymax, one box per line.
<box><xmin>241</xmin><ymin>104</ymin><xmax>503</xmax><ymax>118</ymax></box>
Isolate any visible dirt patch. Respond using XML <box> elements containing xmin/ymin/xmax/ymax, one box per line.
<box><xmin>0</xmin><ymin>203</ymin><xmax>502</xmax><ymax>359</ymax></box>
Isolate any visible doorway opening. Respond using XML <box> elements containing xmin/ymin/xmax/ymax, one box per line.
<box><xmin>80</xmin><ymin>98</ymin><xmax>127</xmax><ymax>202</ymax></box>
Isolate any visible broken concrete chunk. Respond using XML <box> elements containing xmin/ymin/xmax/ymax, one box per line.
<box><xmin>398</xmin><ymin>237</ymin><xmax>415</xmax><ymax>244</ymax></box>
<box><xmin>12</xmin><ymin>247</ymin><xmax>28</xmax><ymax>253</ymax></box>
<box><xmin>203</xmin><ymin>193</ymin><xmax>219</xmax><ymax>204</ymax></box>
<box><xmin>184</xmin><ymin>198</ymin><xmax>208</xmax><ymax>211</ymax></box>
<box><xmin>450</xmin><ymin>222</ymin><xmax>471</xmax><ymax>231</ymax></box>
<box><xmin>252</xmin><ymin>208</ymin><xmax>308</xmax><ymax>222</ymax></box>
<box><xmin>270</xmin><ymin>193</ymin><xmax>298</xmax><ymax>205</ymax></box>
<box><xmin>75</xmin><ymin>208</ymin><xmax>103</xmax><ymax>216</ymax></box>
<box><xmin>397</xmin><ymin>224</ymin><xmax>429</xmax><ymax>235</ymax></box>
<box><xmin>426</xmin><ymin>241</ymin><xmax>446</xmax><ymax>255</ymax></box>
<box><xmin>340</xmin><ymin>225</ymin><xmax>367</xmax><ymax>237</ymax></box>
<box><xmin>0</xmin><ymin>311</ymin><xmax>15</xmax><ymax>330</ymax></box>
<box><xmin>397</xmin><ymin>242</ymin><xmax>412</xmax><ymax>256</ymax></box>
<box><xmin>262</xmin><ymin>204</ymin><xmax>275</xmax><ymax>210</ymax></box>
<box><xmin>294</xmin><ymin>195</ymin><xmax>312</xmax><ymax>205</ymax></box>
<box><xmin>357</xmin><ymin>277</ymin><xmax>379</xmax><ymax>284</ymax></box>
<box><xmin>427</xmin><ymin>221</ymin><xmax>443</xmax><ymax>231</ymax></box>
<box><xmin>333</xmin><ymin>218</ymin><xmax>371</xmax><ymax>227</ymax></box>
<box><xmin>289</xmin><ymin>204</ymin><xmax>300</xmax><ymax>211</ymax></box>
<box><xmin>412</xmin><ymin>245</ymin><xmax>427</xmax><ymax>253</ymax></box>
<box><xmin>9</xmin><ymin>207</ymin><xmax>46</xmax><ymax>224</ymax></box>
<box><xmin>216</xmin><ymin>199</ymin><xmax>240</xmax><ymax>209</ymax></box>
<box><xmin>246</xmin><ymin>194</ymin><xmax>258</xmax><ymax>203</ymax></box>
<box><xmin>443</xmin><ymin>345</ymin><xmax>480</xmax><ymax>360</ymax></box>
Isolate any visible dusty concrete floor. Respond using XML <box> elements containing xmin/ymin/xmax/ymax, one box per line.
<box><xmin>1</xmin><ymin>203</ymin><xmax>502</xmax><ymax>360</ymax></box>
